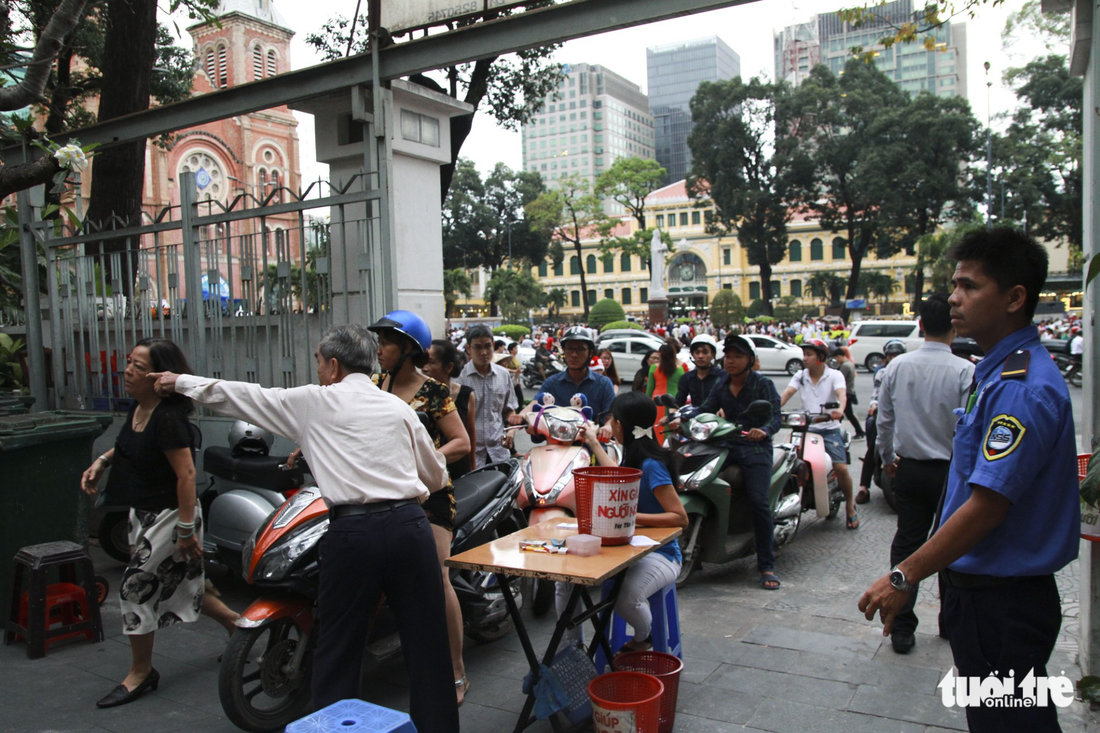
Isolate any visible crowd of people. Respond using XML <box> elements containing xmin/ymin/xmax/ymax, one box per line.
<box><xmin>80</xmin><ymin>226</ymin><xmax>1083</xmax><ymax>732</ymax></box>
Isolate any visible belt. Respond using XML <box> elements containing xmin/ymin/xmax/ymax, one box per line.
<box><xmin>330</xmin><ymin>499</ymin><xmax>419</xmax><ymax>520</ymax></box>
<box><xmin>941</xmin><ymin>568</ymin><xmax>1047</xmax><ymax>589</ymax></box>
<box><xmin>896</xmin><ymin>456</ymin><xmax>951</xmax><ymax>464</ymax></box>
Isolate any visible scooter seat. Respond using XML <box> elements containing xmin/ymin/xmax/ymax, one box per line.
<box><xmin>772</xmin><ymin>446</ymin><xmax>789</xmax><ymax>472</ymax></box>
<box><xmin>203</xmin><ymin>446</ymin><xmax>304</xmax><ymax>493</ymax></box>
<box><xmin>454</xmin><ymin>468</ymin><xmax>508</xmax><ymax>528</ymax></box>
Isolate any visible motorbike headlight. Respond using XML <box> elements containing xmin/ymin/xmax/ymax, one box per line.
<box><xmin>682</xmin><ymin>455</ymin><xmax>723</xmax><ymax>491</ymax></box>
<box><xmin>272</xmin><ymin>486</ymin><xmax>322</xmax><ymax>529</ymax></box>
<box><xmin>254</xmin><ymin>517</ymin><xmax>329</xmax><ymax>581</ymax></box>
<box><xmin>786</xmin><ymin>413</ymin><xmax>807</xmax><ymax>427</ymax></box>
<box><xmin>545</xmin><ymin>413</ymin><xmax>582</xmax><ymax>443</ymax></box>
<box><xmin>690</xmin><ymin>421</ymin><xmax>715</xmax><ymax>441</ymax></box>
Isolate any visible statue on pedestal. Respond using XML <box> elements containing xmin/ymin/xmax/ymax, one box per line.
<box><xmin>649</xmin><ymin>229</ymin><xmax>668</xmax><ymax>301</ymax></box>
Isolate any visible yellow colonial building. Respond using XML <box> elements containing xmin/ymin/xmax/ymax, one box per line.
<box><xmin>516</xmin><ymin>180</ymin><xmax>920</xmax><ymax>320</ymax></box>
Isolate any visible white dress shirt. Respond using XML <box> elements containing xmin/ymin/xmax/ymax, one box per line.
<box><xmin>176</xmin><ymin>372</ymin><xmax>447</xmax><ymax>506</ymax></box>
<box><xmin>876</xmin><ymin>341</ymin><xmax>974</xmax><ymax>464</ymax></box>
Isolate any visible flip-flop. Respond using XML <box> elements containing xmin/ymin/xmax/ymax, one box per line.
<box><xmin>847</xmin><ymin>512</ymin><xmax>860</xmax><ymax>530</ymax></box>
<box><xmin>760</xmin><ymin>572</ymin><xmax>781</xmax><ymax>590</ymax></box>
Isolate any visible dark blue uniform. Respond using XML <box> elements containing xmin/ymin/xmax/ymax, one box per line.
<box><xmin>940</xmin><ymin>325</ymin><xmax>1079</xmax><ymax>732</ymax></box>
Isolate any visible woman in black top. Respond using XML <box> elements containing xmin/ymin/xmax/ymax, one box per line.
<box><xmin>80</xmin><ymin>338</ymin><xmax>235</xmax><ymax>708</ymax></box>
<box><xmin>424</xmin><ymin>339</ymin><xmax>476</xmax><ymax>480</ymax></box>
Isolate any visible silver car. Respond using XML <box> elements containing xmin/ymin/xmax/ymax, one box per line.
<box><xmin>745</xmin><ymin>335</ymin><xmax>805</xmax><ymax>375</ymax></box>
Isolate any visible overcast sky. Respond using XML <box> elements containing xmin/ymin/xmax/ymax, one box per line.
<box><xmin>214</xmin><ymin>0</ymin><xmax>1051</xmax><ymax>183</ymax></box>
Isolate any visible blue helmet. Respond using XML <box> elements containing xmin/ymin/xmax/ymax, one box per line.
<box><xmin>367</xmin><ymin>310</ymin><xmax>431</xmax><ymax>353</ymax></box>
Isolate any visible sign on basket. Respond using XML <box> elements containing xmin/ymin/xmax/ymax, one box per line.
<box><xmin>593</xmin><ymin>704</ymin><xmax>635</xmax><ymax>733</ymax></box>
<box><xmin>573</xmin><ymin>467</ymin><xmax>642</xmax><ymax>546</ymax></box>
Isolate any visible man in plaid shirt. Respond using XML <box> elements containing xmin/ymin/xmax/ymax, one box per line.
<box><xmin>459</xmin><ymin>324</ymin><xmax>519</xmax><ymax>468</ymax></box>
<box><xmin>692</xmin><ymin>334</ymin><xmax>783</xmax><ymax>589</ymax></box>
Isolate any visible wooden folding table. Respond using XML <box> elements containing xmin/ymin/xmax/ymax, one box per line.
<box><xmin>447</xmin><ymin>520</ymin><xmax>681</xmax><ymax>732</ymax></box>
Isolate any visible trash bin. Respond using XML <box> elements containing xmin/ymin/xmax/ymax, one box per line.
<box><xmin>0</xmin><ymin>411</ymin><xmax>112</xmax><ymax>616</ymax></box>
<box><xmin>612</xmin><ymin>651</ymin><xmax>683</xmax><ymax>733</ymax></box>
<box><xmin>588</xmin><ymin>671</ymin><xmax>664</xmax><ymax>733</ymax></box>
<box><xmin>0</xmin><ymin>394</ymin><xmax>35</xmax><ymax>416</ymax></box>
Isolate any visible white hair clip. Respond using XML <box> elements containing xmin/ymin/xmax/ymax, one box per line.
<box><xmin>632</xmin><ymin>426</ymin><xmax>654</xmax><ymax>440</ymax></box>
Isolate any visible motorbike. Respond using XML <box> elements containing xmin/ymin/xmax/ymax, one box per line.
<box><xmin>1053</xmin><ymin>352</ymin><xmax>1083</xmax><ymax>388</ymax></box>
<box><xmin>657</xmin><ymin>395</ymin><xmax>801</xmax><ymax>587</ymax></box>
<box><xmin>521</xmin><ymin>354</ymin><xmax>565</xmax><ymax>389</ymax></box>
<box><xmin>514</xmin><ymin>399</ymin><xmax>621</xmax><ymax>615</ymax></box>
<box><xmin>93</xmin><ymin>424</ymin><xmax>303</xmax><ymax>568</ymax></box>
<box><xmin>783</xmin><ymin>402</ymin><xmax>848</xmax><ymax>521</ymax></box>
<box><xmin>218</xmin><ymin>458</ymin><xmax>526</xmax><ymax>733</ymax></box>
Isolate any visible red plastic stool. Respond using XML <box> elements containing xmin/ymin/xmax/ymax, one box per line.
<box><xmin>4</xmin><ymin>541</ymin><xmax>104</xmax><ymax>659</ymax></box>
<box><xmin>14</xmin><ymin>583</ymin><xmax>94</xmax><ymax>649</ymax></box>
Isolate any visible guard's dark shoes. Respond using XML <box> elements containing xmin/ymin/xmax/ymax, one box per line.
<box><xmin>891</xmin><ymin>633</ymin><xmax>915</xmax><ymax>655</ymax></box>
<box><xmin>96</xmin><ymin>668</ymin><xmax>160</xmax><ymax>708</ymax></box>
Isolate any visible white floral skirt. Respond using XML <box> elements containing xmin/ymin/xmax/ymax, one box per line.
<box><xmin>118</xmin><ymin>507</ymin><xmax>204</xmax><ymax>635</ymax></box>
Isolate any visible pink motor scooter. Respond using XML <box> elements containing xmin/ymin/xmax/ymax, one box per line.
<box><xmin>514</xmin><ymin>394</ymin><xmax>620</xmax><ymax>615</ymax></box>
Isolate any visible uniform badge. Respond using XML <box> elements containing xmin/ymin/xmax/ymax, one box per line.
<box><xmin>982</xmin><ymin>414</ymin><xmax>1026</xmax><ymax>461</ymax></box>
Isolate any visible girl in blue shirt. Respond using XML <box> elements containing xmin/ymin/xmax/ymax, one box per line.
<box><xmin>581</xmin><ymin>391</ymin><xmax>689</xmax><ymax>652</ymax></box>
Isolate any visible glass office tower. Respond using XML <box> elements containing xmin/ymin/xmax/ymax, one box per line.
<box><xmin>646</xmin><ymin>36</ymin><xmax>740</xmax><ymax>185</ymax></box>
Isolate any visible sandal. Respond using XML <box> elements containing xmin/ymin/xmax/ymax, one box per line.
<box><xmin>620</xmin><ymin>635</ymin><xmax>652</xmax><ymax>653</ymax></box>
<box><xmin>760</xmin><ymin>572</ymin><xmax>781</xmax><ymax>590</ymax></box>
<box><xmin>846</xmin><ymin>512</ymin><xmax>860</xmax><ymax>530</ymax></box>
<box><xmin>455</xmin><ymin>676</ymin><xmax>470</xmax><ymax>707</ymax></box>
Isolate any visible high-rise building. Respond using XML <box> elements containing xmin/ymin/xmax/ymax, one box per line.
<box><xmin>646</xmin><ymin>37</ymin><xmax>740</xmax><ymax>186</ymax></box>
<box><xmin>775</xmin><ymin>0</ymin><xmax>967</xmax><ymax>98</ymax></box>
<box><xmin>520</xmin><ymin>63</ymin><xmax>655</xmax><ymax>197</ymax></box>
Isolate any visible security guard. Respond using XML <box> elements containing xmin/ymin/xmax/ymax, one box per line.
<box><xmin>859</xmin><ymin>227</ymin><xmax>1078</xmax><ymax>733</ymax></box>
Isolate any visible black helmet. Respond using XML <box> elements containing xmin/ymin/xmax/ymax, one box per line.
<box><xmin>560</xmin><ymin>326</ymin><xmax>596</xmax><ymax>351</ymax></box>
<box><xmin>883</xmin><ymin>339</ymin><xmax>908</xmax><ymax>356</ymax></box>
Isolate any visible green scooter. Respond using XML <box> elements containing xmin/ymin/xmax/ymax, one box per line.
<box><xmin>659</xmin><ymin>396</ymin><xmax>802</xmax><ymax>587</ymax></box>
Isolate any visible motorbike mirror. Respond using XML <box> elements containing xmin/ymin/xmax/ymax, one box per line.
<box><xmin>823</xmin><ymin>401</ymin><xmax>840</xmax><ymax>410</ymax></box>
<box><xmin>739</xmin><ymin>400</ymin><xmax>773</xmax><ymax>422</ymax></box>
<box><xmin>657</xmin><ymin>394</ymin><xmax>678</xmax><ymax>410</ymax></box>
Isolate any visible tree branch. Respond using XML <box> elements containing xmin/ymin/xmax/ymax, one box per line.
<box><xmin>0</xmin><ymin>0</ymin><xmax>88</xmax><ymax>111</ymax></box>
<box><xmin>0</xmin><ymin>154</ymin><xmax>62</xmax><ymax>201</ymax></box>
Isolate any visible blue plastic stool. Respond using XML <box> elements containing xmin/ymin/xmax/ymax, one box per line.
<box><xmin>287</xmin><ymin>699</ymin><xmax>417</xmax><ymax>733</ymax></box>
<box><xmin>594</xmin><ymin>581</ymin><xmax>682</xmax><ymax>673</ymax></box>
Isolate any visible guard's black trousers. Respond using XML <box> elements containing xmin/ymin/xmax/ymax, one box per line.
<box><xmin>889</xmin><ymin>457</ymin><xmax>950</xmax><ymax>636</ymax></box>
<box><xmin>941</xmin><ymin>573</ymin><xmax>1062</xmax><ymax>733</ymax></box>
<box><xmin>312</xmin><ymin>503</ymin><xmax>459</xmax><ymax>733</ymax></box>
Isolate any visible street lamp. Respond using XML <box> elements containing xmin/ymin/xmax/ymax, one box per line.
<box><xmin>985</xmin><ymin>61</ymin><xmax>993</xmax><ymax>231</ymax></box>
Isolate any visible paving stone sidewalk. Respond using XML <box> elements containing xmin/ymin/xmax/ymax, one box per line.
<box><xmin>2</xmin><ymin>483</ymin><xmax>1095</xmax><ymax>733</ymax></box>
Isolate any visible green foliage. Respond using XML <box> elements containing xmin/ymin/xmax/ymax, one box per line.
<box><xmin>772</xmin><ymin>296</ymin><xmax>803</xmax><ymax>321</ymax></box>
<box><xmin>442</xmin><ymin>159</ymin><xmax>548</xmax><ymax>273</ymax></box>
<box><xmin>493</xmin><ymin>324</ymin><xmax>530</xmax><ymax>340</ymax></box>
<box><xmin>746</xmin><ymin>299</ymin><xmax>767</xmax><ymax>319</ymax></box>
<box><xmin>0</xmin><ymin>333</ymin><xmax>27</xmax><ymax>391</ymax></box>
<box><xmin>710</xmin><ymin>289</ymin><xmax>744</xmax><ymax>327</ymax></box>
<box><xmin>544</xmin><ymin>287</ymin><xmax>567</xmax><ymax>319</ymax></box>
<box><xmin>806</xmin><ymin>272</ymin><xmax>847</xmax><ymax>305</ymax></box>
<box><xmin>484</xmin><ymin>268</ymin><xmax>544</xmax><ymax>324</ymax></box>
<box><xmin>1077</xmin><ymin>676</ymin><xmax>1100</xmax><ymax>704</ymax></box>
<box><xmin>595</xmin><ymin>157</ymin><xmax>667</xmax><ymax>229</ymax></box>
<box><xmin>588</xmin><ymin>299</ymin><xmax>625</xmax><ymax>330</ymax></box>
<box><xmin>443</xmin><ymin>269</ymin><xmax>472</xmax><ymax>318</ymax></box>
<box><xmin>599</xmin><ymin>320</ymin><xmax>642</xmax><ymax>332</ymax></box>
<box><xmin>857</xmin><ymin>270</ymin><xmax>898</xmax><ymax>302</ymax></box>
<box><xmin>689</xmin><ymin>77</ymin><xmax>802</xmax><ymax>317</ymax></box>
<box><xmin>526</xmin><ymin>174</ymin><xmax>606</xmax><ymax>320</ymax></box>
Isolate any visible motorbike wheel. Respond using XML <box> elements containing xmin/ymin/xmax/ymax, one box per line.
<box><xmin>827</xmin><ymin>489</ymin><xmax>842</xmax><ymax>519</ymax></box>
<box><xmin>878</xmin><ymin>469</ymin><xmax>897</xmax><ymax>512</ymax></box>
<box><xmin>93</xmin><ymin>576</ymin><xmax>110</xmax><ymax>606</ymax></box>
<box><xmin>1072</xmin><ymin>370</ymin><xmax>1083</xmax><ymax>388</ymax></box>
<box><xmin>464</xmin><ymin>575</ymin><xmax>522</xmax><ymax>644</ymax></box>
<box><xmin>675</xmin><ymin>514</ymin><xmax>704</xmax><ymax>588</ymax></box>
<box><xmin>531</xmin><ymin>579</ymin><xmax>556</xmax><ymax>617</ymax></box>
<box><xmin>98</xmin><ymin>512</ymin><xmax>131</xmax><ymax>563</ymax></box>
<box><xmin>218</xmin><ymin>619</ymin><xmax>313</xmax><ymax>733</ymax></box>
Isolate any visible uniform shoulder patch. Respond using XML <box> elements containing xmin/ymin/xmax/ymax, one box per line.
<box><xmin>1000</xmin><ymin>350</ymin><xmax>1030</xmax><ymax>379</ymax></box>
<box><xmin>982</xmin><ymin>414</ymin><xmax>1026</xmax><ymax>461</ymax></box>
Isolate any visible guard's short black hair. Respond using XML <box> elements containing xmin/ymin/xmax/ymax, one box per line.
<box><xmin>919</xmin><ymin>293</ymin><xmax>953</xmax><ymax>337</ymax></box>
<box><xmin>947</xmin><ymin>227</ymin><xmax>1047</xmax><ymax>319</ymax></box>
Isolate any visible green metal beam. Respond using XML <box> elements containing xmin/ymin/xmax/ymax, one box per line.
<box><xmin>4</xmin><ymin>0</ymin><xmax>754</xmax><ymax>163</ymax></box>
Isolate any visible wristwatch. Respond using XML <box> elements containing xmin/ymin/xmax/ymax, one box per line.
<box><xmin>890</xmin><ymin>565</ymin><xmax>917</xmax><ymax>593</ymax></box>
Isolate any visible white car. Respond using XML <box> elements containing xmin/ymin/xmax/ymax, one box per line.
<box><xmin>598</xmin><ymin>331</ymin><xmax>689</xmax><ymax>381</ymax></box>
<box><xmin>846</xmin><ymin>320</ymin><xmax>924</xmax><ymax>371</ymax></box>
<box><xmin>745</xmin><ymin>335</ymin><xmax>805</xmax><ymax>375</ymax></box>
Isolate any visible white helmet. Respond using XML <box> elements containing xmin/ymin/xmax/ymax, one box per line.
<box><xmin>690</xmin><ymin>334</ymin><xmax>719</xmax><ymax>356</ymax></box>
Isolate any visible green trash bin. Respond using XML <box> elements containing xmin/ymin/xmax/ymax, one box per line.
<box><xmin>0</xmin><ymin>395</ymin><xmax>35</xmax><ymax>416</ymax></box>
<box><xmin>0</xmin><ymin>411</ymin><xmax>112</xmax><ymax>618</ymax></box>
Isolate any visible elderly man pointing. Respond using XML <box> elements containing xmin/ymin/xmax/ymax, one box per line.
<box><xmin>150</xmin><ymin>324</ymin><xmax>458</xmax><ymax>733</ymax></box>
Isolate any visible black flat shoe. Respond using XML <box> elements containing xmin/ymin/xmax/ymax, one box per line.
<box><xmin>96</xmin><ymin>668</ymin><xmax>160</xmax><ymax>708</ymax></box>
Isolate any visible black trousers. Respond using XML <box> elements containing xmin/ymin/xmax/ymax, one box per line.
<box><xmin>888</xmin><ymin>457</ymin><xmax>950</xmax><ymax>636</ymax></box>
<box><xmin>941</xmin><ymin>573</ymin><xmax>1062</xmax><ymax>733</ymax></box>
<box><xmin>859</xmin><ymin>414</ymin><xmax>878</xmax><ymax>488</ymax></box>
<box><xmin>312</xmin><ymin>504</ymin><xmax>459</xmax><ymax>733</ymax></box>
<box><xmin>843</xmin><ymin>392</ymin><xmax>863</xmax><ymax>436</ymax></box>
<box><xmin>721</xmin><ymin>449</ymin><xmax>776</xmax><ymax>573</ymax></box>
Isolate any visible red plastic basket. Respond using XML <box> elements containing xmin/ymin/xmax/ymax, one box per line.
<box><xmin>612</xmin><ymin>652</ymin><xmax>683</xmax><ymax>733</ymax></box>
<box><xmin>573</xmin><ymin>466</ymin><xmax>643</xmax><ymax>546</ymax></box>
<box><xmin>588</xmin><ymin>671</ymin><xmax>664</xmax><ymax>733</ymax></box>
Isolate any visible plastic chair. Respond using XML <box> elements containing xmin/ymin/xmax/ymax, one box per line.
<box><xmin>286</xmin><ymin>699</ymin><xmax>417</xmax><ymax>732</ymax></box>
<box><xmin>4</xmin><ymin>541</ymin><xmax>104</xmax><ymax>659</ymax></box>
<box><xmin>594</xmin><ymin>581</ymin><xmax>682</xmax><ymax>674</ymax></box>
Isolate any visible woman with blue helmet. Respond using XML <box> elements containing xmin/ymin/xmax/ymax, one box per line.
<box><xmin>366</xmin><ymin>309</ymin><xmax>473</xmax><ymax>705</ymax></box>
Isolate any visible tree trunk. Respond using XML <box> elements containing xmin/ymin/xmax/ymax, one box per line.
<box><xmin>759</xmin><ymin>259</ymin><xmax>774</xmax><ymax>316</ymax></box>
<box><xmin>841</xmin><ymin>219</ymin><xmax>862</xmax><ymax>321</ymax></box>
<box><xmin>573</xmin><ymin>239</ymin><xmax>590</xmax><ymax>322</ymax></box>
<box><xmin>438</xmin><ymin>57</ymin><xmax>498</xmax><ymax>204</ymax></box>
<box><xmin>85</xmin><ymin>0</ymin><xmax>157</xmax><ymax>292</ymax></box>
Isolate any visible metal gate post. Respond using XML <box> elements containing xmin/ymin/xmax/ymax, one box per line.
<box><xmin>372</xmin><ymin>35</ymin><xmax>397</xmax><ymax>319</ymax></box>
<box><xmin>16</xmin><ymin>190</ymin><xmax>47</xmax><ymax>410</ymax></box>
<box><xmin>179</xmin><ymin>171</ymin><xmax>208</xmax><ymax>376</ymax></box>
